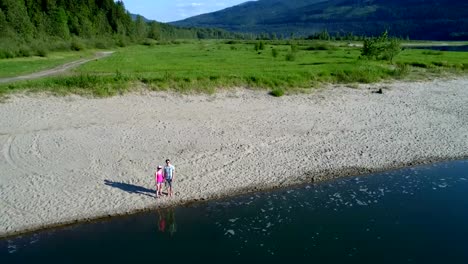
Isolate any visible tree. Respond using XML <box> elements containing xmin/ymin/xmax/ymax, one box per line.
<box><xmin>381</xmin><ymin>37</ymin><xmax>401</xmax><ymax>63</ymax></box>
<box><xmin>0</xmin><ymin>9</ymin><xmax>8</xmax><ymax>35</ymax></box>
<box><xmin>134</xmin><ymin>15</ymin><xmax>147</xmax><ymax>40</ymax></box>
<box><xmin>2</xmin><ymin>0</ymin><xmax>34</xmax><ymax>39</ymax></box>
<box><xmin>148</xmin><ymin>21</ymin><xmax>161</xmax><ymax>40</ymax></box>
<box><xmin>48</xmin><ymin>7</ymin><xmax>70</xmax><ymax>39</ymax></box>
<box><xmin>361</xmin><ymin>31</ymin><xmax>401</xmax><ymax>62</ymax></box>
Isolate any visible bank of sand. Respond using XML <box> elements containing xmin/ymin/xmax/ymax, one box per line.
<box><xmin>1</xmin><ymin>78</ymin><xmax>467</xmax><ymax>237</ymax></box>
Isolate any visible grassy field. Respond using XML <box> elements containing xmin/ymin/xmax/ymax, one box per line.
<box><xmin>1</xmin><ymin>40</ymin><xmax>467</xmax><ymax>97</ymax></box>
<box><xmin>0</xmin><ymin>50</ymin><xmax>96</xmax><ymax>78</ymax></box>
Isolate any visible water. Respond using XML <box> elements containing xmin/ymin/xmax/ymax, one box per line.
<box><xmin>1</xmin><ymin>160</ymin><xmax>468</xmax><ymax>263</ymax></box>
<box><xmin>408</xmin><ymin>45</ymin><xmax>468</xmax><ymax>52</ymax></box>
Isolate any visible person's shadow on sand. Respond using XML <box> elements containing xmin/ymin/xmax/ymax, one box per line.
<box><xmin>104</xmin><ymin>180</ymin><xmax>154</xmax><ymax>197</ymax></box>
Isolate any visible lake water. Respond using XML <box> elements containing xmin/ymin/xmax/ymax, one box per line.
<box><xmin>1</xmin><ymin>160</ymin><xmax>468</xmax><ymax>263</ymax></box>
<box><xmin>408</xmin><ymin>45</ymin><xmax>468</xmax><ymax>52</ymax></box>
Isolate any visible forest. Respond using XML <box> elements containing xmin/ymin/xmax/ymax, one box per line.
<box><xmin>0</xmin><ymin>0</ymin><xmax>243</xmax><ymax>58</ymax></box>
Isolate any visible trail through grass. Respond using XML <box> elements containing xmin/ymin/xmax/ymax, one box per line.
<box><xmin>0</xmin><ymin>50</ymin><xmax>96</xmax><ymax>78</ymax></box>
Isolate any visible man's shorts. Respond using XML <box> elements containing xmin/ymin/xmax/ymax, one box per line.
<box><xmin>165</xmin><ymin>178</ymin><xmax>173</xmax><ymax>188</ymax></box>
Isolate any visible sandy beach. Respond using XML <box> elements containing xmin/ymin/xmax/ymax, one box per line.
<box><xmin>1</xmin><ymin>78</ymin><xmax>467</xmax><ymax>238</ymax></box>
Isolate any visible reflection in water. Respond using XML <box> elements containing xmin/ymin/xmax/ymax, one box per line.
<box><xmin>157</xmin><ymin>209</ymin><xmax>177</xmax><ymax>236</ymax></box>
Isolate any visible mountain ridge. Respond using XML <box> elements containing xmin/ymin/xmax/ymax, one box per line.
<box><xmin>171</xmin><ymin>0</ymin><xmax>468</xmax><ymax>40</ymax></box>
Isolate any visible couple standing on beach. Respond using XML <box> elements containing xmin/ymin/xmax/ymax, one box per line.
<box><xmin>155</xmin><ymin>159</ymin><xmax>175</xmax><ymax>198</ymax></box>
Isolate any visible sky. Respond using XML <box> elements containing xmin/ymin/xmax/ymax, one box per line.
<box><xmin>120</xmin><ymin>0</ymin><xmax>253</xmax><ymax>23</ymax></box>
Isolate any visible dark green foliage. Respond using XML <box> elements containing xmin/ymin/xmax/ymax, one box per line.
<box><xmin>18</xmin><ymin>46</ymin><xmax>32</xmax><ymax>57</ymax></box>
<box><xmin>422</xmin><ymin>50</ymin><xmax>443</xmax><ymax>55</ymax></box>
<box><xmin>1</xmin><ymin>0</ymin><xmax>34</xmax><ymax>39</ymax></box>
<box><xmin>305</xmin><ymin>43</ymin><xmax>336</xmax><ymax>51</ymax></box>
<box><xmin>0</xmin><ymin>0</ymin><xmax>245</xmax><ymax>59</ymax></box>
<box><xmin>361</xmin><ymin>31</ymin><xmax>401</xmax><ymax>63</ymax></box>
<box><xmin>285</xmin><ymin>52</ymin><xmax>296</xmax><ymax>61</ymax></box>
<box><xmin>290</xmin><ymin>43</ymin><xmax>298</xmax><ymax>53</ymax></box>
<box><xmin>409</xmin><ymin>62</ymin><xmax>429</xmax><ymax>68</ymax></box>
<box><xmin>254</xmin><ymin>41</ymin><xmax>265</xmax><ymax>51</ymax></box>
<box><xmin>71</xmin><ymin>38</ymin><xmax>86</xmax><ymax>51</ymax></box>
<box><xmin>270</xmin><ymin>88</ymin><xmax>285</xmax><ymax>97</ymax></box>
<box><xmin>271</xmin><ymin>48</ymin><xmax>279</xmax><ymax>58</ymax></box>
<box><xmin>432</xmin><ymin>61</ymin><xmax>449</xmax><ymax>67</ymax></box>
<box><xmin>36</xmin><ymin>48</ymin><xmax>48</xmax><ymax>57</ymax></box>
<box><xmin>49</xmin><ymin>7</ymin><xmax>70</xmax><ymax>39</ymax></box>
<box><xmin>225</xmin><ymin>40</ymin><xmax>239</xmax><ymax>44</ymax></box>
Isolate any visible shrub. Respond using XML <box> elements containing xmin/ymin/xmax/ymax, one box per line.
<box><xmin>271</xmin><ymin>48</ymin><xmax>279</xmax><ymax>58</ymax></box>
<box><xmin>290</xmin><ymin>43</ymin><xmax>298</xmax><ymax>53</ymax></box>
<box><xmin>392</xmin><ymin>63</ymin><xmax>409</xmax><ymax>78</ymax></box>
<box><xmin>51</xmin><ymin>40</ymin><xmax>71</xmax><ymax>51</ymax></box>
<box><xmin>18</xmin><ymin>46</ymin><xmax>32</xmax><ymax>57</ymax></box>
<box><xmin>142</xmin><ymin>38</ymin><xmax>157</xmax><ymax>46</ymax></box>
<box><xmin>94</xmin><ymin>39</ymin><xmax>111</xmax><ymax>49</ymax></box>
<box><xmin>285</xmin><ymin>52</ymin><xmax>296</xmax><ymax>61</ymax></box>
<box><xmin>254</xmin><ymin>41</ymin><xmax>265</xmax><ymax>51</ymax></box>
<box><xmin>114</xmin><ymin>70</ymin><xmax>129</xmax><ymax>82</ymax></box>
<box><xmin>305</xmin><ymin>43</ymin><xmax>334</xmax><ymax>51</ymax></box>
<box><xmin>270</xmin><ymin>88</ymin><xmax>285</xmax><ymax>97</ymax></box>
<box><xmin>71</xmin><ymin>38</ymin><xmax>85</xmax><ymax>51</ymax></box>
<box><xmin>115</xmin><ymin>35</ymin><xmax>129</xmax><ymax>47</ymax></box>
<box><xmin>0</xmin><ymin>38</ymin><xmax>19</xmax><ymax>58</ymax></box>
<box><xmin>361</xmin><ymin>31</ymin><xmax>401</xmax><ymax>63</ymax></box>
<box><xmin>0</xmin><ymin>49</ymin><xmax>15</xmax><ymax>59</ymax></box>
<box><xmin>36</xmin><ymin>48</ymin><xmax>48</xmax><ymax>57</ymax></box>
<box><xmin>409</xmin><ymin>62</ymin><xmax>429</xmax><ymax>68</ymax></box>
<box><xmin>432</xmin><ymin>61</ymin><xmax>449</xmax><ymax>67</ymax></box>
<box><xmin>422</xmin><ymin>50</ymin><xmax>443</xmax><ymax>55</ymax></box>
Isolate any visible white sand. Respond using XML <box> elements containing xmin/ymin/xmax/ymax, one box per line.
<box><xmin>1</xmin><ymin>78</ymin><xmax>467</xmax><ymax>237</ymax></box>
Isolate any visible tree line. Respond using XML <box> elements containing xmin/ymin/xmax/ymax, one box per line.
<box><xmin>0</xmin><ymin>0</ymin><xmax>247</xmax><ymax>58</ymax></box>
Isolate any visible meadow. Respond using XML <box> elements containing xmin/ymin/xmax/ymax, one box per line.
<box><xmin>0</xmin><ymin>50</ymin><xmax>96</xmax><ymax>78</ymax></box>
<box><xmin>1</xmin><ymin>40</ymin><xmax>468</xmax><ymax>97</ymax></box>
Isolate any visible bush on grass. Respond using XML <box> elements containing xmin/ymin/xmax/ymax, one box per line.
<box><xmin>285</xmin><ymin>52</ymin><xmax>296</xmax><ymax>61</ymax></box>
<box><xmin>392</xmin><ymin>63</ymin><xmax>410</xmax><ymax>78</ymax></box>
<box><xmin>270</xmin><ymin>88</ymin><xmax>285</xmax><ymax>97</ymax></box>
<box><xmin>71</xmin><ymin>38</ymin><xmax>86</xmax><ymax>51</ymax></box>
<box><xmin>271</xmin><ymin>48</ymin><xmax>279</xmax><ymax>58</ymax></box>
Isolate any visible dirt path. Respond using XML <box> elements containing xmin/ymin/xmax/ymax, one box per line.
<box><xmin>0</xmin><ymin>51</ymin><xmax>114</xmax><ymax>84</ymax></box>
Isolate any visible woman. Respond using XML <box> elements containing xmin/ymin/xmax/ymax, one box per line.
<box><xmin>155</xmin><ymin>165</ymin><xmax>164</xmax><ymax>198</ymax></box>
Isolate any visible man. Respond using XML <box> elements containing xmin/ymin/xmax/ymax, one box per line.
<box><xmin>163</xmin><ymin>159</ymin><xmax>175</xmax><ymax>197</ymax></box>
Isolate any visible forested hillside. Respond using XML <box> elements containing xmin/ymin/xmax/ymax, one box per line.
<box><xmin>0</xmin><ymin>0</ymin><xmax>241</xmax><ymax>58</ymax></box>
<box><xmin>172</xmin><ymin>0</ymin><xmax>468</xmax><ymax>40</ymax></box>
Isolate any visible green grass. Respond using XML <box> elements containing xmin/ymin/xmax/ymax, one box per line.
<box><xmin>270</xmin><ymin>88</ymin><xmax>285</xmax><ymax>97</ymax></box>
<box><xmin>0</xmin><ymin>50</ymin><xmax>95</xmax><ymax>78</ymax></box>
<box><xmin>1</xmin><ymin>40</ymin><xmax>468</xmax><ymax>97</ymax></box>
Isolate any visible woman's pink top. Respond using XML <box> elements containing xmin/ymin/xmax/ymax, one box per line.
<box><xmin>156</xmin><ymin>170</ymin><xmax>164</xmax><ymax>183</ymax></box>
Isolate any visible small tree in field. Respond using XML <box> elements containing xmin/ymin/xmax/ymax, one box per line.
<box><xmin>361</xmin><ymin>31</ymin><xmax>401</xmax><ymax>63</ymax></box>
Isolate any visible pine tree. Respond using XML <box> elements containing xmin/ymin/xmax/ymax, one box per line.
<box><xmin>148</xmin><ymin>21</ymin><xmax>161</xmax><ymax>40</ymax></box>
<box><xmin>48</xmin><ymin>7</ymin><xmax>70</xmax><ymax>39</ymax></box>
<box><xmin>1</xmin><ymin>0</ymin><xmax>34</xmax><ymax>39</ymax></box>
